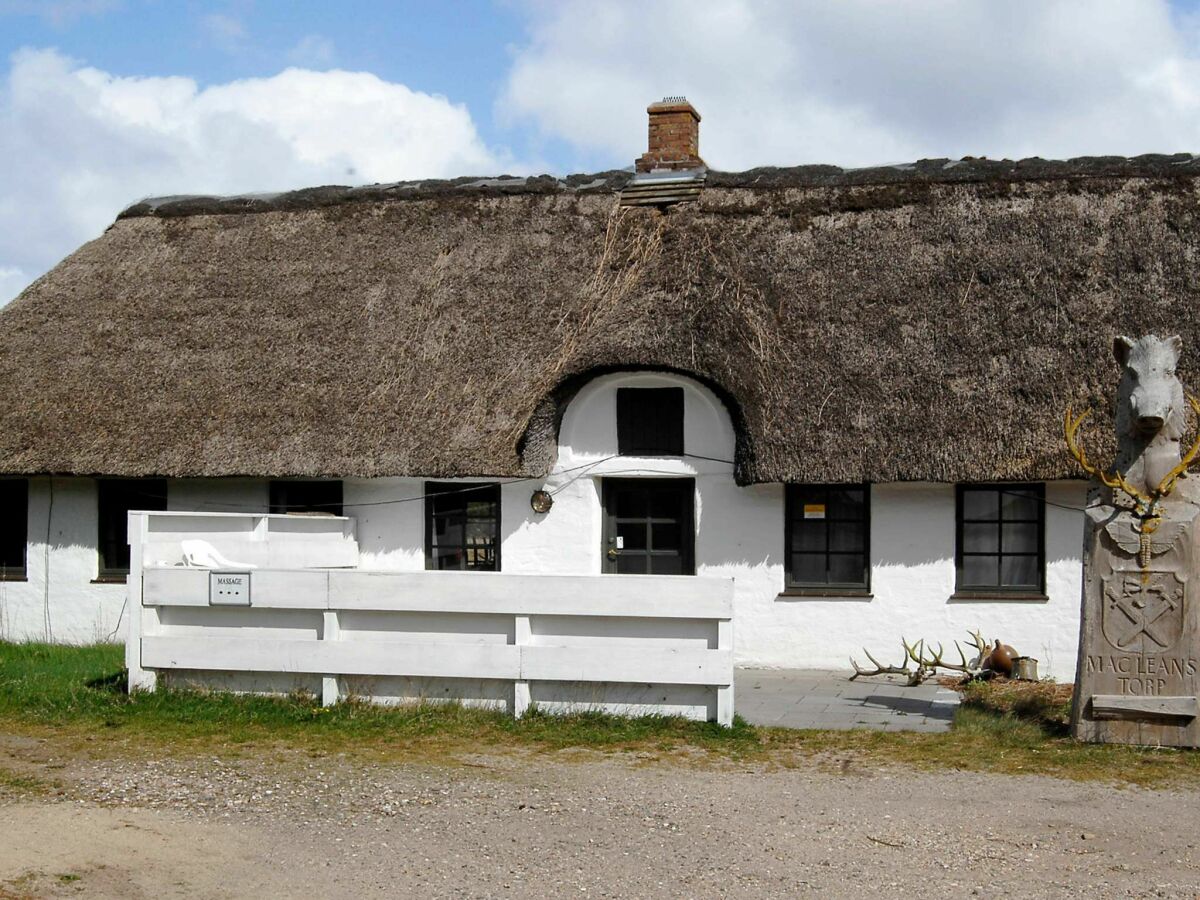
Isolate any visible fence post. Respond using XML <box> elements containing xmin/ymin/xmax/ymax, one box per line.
<box><xmin>125</xmin><ymin>512</ymin><xmax>157</xmax><ymax>693</ymax></box>
<box><xmin>716</xmin><ymin>617</ymin><xmax>734</xmax><ymax>727</ymax></box>
<box><xmin>321</xmin><ymin>572</ymin><xmax>340</xmax><ymax>706</ymax></box>
<box><xmin>513</xmin><ymin>614</ymin><xmax>531</xmax><ymax>718</ymax></box>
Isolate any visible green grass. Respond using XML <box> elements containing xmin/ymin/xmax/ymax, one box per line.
<box><xmin>0</xmin><ymin>641</ymin><xmax>1198</xmax><ymax>786</ymax></box>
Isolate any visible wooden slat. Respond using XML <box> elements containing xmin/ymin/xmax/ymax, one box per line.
<box><xmin>329</xmin><ymin>571</ymin><xmax>733</xmax><ymax>618</ymax></box>
<box><xmin>144</xmin><ymin>568</ymin><xmax>330</xmax><ymax>608</ymax></box>
<box><xmin>520</xmin><ymin>646</ymin><xmax>731</xmax><ymax>686</ymax></box>
<box><xmin>142</xmin><ymin>636</ymin><xmax>521</xmax><ymax>680</ymax></box>
<box><xmin>1091</xmin><ymin>695</ymin><xmax>1199</xmax><ymax>719</ymax></box>
<box><xmin>144</xmin><ymin>566</ymin><xmax>733</xmax><ymax>617</ymax></box>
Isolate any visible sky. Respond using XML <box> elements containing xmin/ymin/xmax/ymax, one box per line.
<box><xmin>3</xmin><ymin>0</ymin><xmax>1200</xmax><ymax>304</ymax></box>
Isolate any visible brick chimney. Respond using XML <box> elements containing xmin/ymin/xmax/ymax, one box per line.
<box><xmin>636</xmin><ymin>97</ymin><xmax>703</xmax><ymax>173</ymax></box>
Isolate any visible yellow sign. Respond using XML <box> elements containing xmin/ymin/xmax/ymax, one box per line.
<box><xmin>803</xmin><ymin>503</ymin><xmax>826</xmax><ymax>520</ymax></box>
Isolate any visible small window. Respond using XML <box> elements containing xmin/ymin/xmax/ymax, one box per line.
<box><xmin>0</xmin><ymin>479</ymin><xmax>28</xmax><ymax>581</ymax></box>
<box><xmin>425</xmin><ymin>482</ymin><xmax>500</xmax><ymax>571</ymax></box>
<box><xmin>98</xmin><ymin>478</ymin><xmax>167</xmax><ymax>579</ymax></box>
<box><xmin>785</xmin><ymin>484</ymin><xmax>870</xmax><ymax>591</ymax></box>
<box><xmin>269</xmin><ymin>480</ymin><xmax>343</xmax><ymax>516</ymax></box>
<box><xmin>617</xmin><ymin>387</ymin><xmax>684</xmax><ymax>456</ymax></box>
<box><xmin>956</xmin><ymin>484</ymin><xmax>1045</xmax><ymax>594</ymax></box>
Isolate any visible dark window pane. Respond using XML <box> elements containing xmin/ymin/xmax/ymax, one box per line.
<box><xmin>791</xmin><ymin>520</ymin><xmax>826</xmax><ymax>553</ymax></box>
<box><xmin>791</xmin><ymin>553</ymin><xmax>826</xmax><ymax>585</ymax></box>
<box><xmin>617</xmin><ymin>554</ymin><xmax>648</xmax><ymax>574</ymax></box>
<box><xmin>962</xmin><ymin>522</ymin><xmax>999</xmax><ymax>554</ymax></box>
<box><xmin>618</xmin><ymin>521</ymin><xmax>647</xmax><ymax>551</ymax></box>
<box><xmin>653</xmin><ymin>555</ymin><xmax>684</xmax><ymax>576</ymax></box>
<box><xmin>1002</xmin><ymin>522</ymin><xmax>1039</xmax><ymax>554</ymax></box>
<box><xmin>617</xmin><ymin>388</ymin><xmax>684</xmax><ymax>456</ymax></box>
<box><xmin>98</xmin><ymin>479</ymin><xmax>167</xmax><ymax>575</ymax></box>
<box><xmin>1000</xmin><ymin>489</ymin><xmax>1039</xmax><ymax>521</ymax></box>
<box><xmin>432</xmin><ymin>547</ymin><xmax>464</xmax><ymax>570</ymax></box>
<box><xmin>827</xmin><ymin>488</ymin><xmax>865</xmax><ymax>520</ymax></box>
<box><xmin>0</xmin><ymin>479</ymin><xmax>27</xmax><ymax>574</ymax></box>
<box><xmin>650</xmin><ymin>487</ymin><xmax>685</xmax><ymax>519</ymax></box>
<box><xmin>829</xmin><ymin>553</ymin><xmax>866</xmax><ymax>585</ymax></box>
<box><xmin>1001</xmin><ymin>555</ymin><xmax>1039</xmax><ymax>588</ymax></box>
<box><xmin>960</xmin><ymin>555</ymin><xmax>999</xmax><ymax>588</ymax></box>
<box><xmin>425</xmin><ymin>482</ymin><xmax>500</xmax><ymax>572</ymax></box>
<box><xmin>466</xmin><ymin>499</ymin><xmax>495</xmax><ymax>518</ymax></box>
<box><xmin>962</xmin><ymin>489</ymin><xmax>999</xmax><ymax>520</ymax></box>
<box><xmin>653</xmin><ymin>521</ymin><xmax>681</xmax><ymax>552</ymax></box>
<box><xmin>615</xmin><ymin>489</ymin><xmax>647</xmax><ymax>518</ymax></box>
<box><xmin>269</xmin><ymin>480</ymin><xmax>342</xmax><ymax>516</ymax></box>
<box><xmin>829</xmin><ymin>521</ymin><xmax>865</xmax><ymax>552</ymax></box>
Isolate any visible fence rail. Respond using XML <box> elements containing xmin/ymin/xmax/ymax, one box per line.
<box><xmin>126</xmin><ymin>512</ymin><xmax>735</xmax><ymax>724</ymax></box>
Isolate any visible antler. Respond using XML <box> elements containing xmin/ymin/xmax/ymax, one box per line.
<box><xmin>909</xmin><ymin>639</ymin><xmax>974</xmax><ymax>674</ymax></box>
<box><xmin>964</xmin><ymin>629</ymin><xmax>993</xmax><ymax>668</ymax></box>
<box><xmin>850</xmin><ymin>643</ymin><xmax>918</xmax><ymax>684</ymax></box>
<box><xmin>1152</xmin><ymin>393</ymin><xmax>1200</xmax><ymax>498</ymax></box>
<box><xmin>1064</xmin><ymin>405</ymin><xmax>1154</xmax><ymax>509</ymax></box>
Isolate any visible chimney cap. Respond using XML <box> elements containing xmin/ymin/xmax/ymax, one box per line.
<box><xmin>647</xmin><ymin>96</ymin><xmax>700</xmax><ymax>120</ymax></box>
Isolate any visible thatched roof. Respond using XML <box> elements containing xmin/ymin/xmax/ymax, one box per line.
<box><xmin>4</xmin><ymin>154</ymin><xmax>1200</xmax><ymax>485</ymax></box>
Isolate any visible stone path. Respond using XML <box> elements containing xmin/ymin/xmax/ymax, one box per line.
<box><xmin>735</xmin><ymin>668</ymin><xmax>960</xmax><ymax>731</ymax></box>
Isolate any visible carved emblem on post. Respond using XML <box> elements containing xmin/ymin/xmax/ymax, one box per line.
<box><xmin>1067</xmin><ymin>334</ymin><xmax>1200</xmax><ymax>747</ymax></box>
<box><xmin>1101</xmin><ymin>569</ymin><xmax>1185</xmax><ymax>653</ymax></box>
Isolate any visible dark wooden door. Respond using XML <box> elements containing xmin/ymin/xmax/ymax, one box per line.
<box><xmin>602</xmin><ymin>478</ymin><xmax>695</xmax><ymax>575</ymax></box>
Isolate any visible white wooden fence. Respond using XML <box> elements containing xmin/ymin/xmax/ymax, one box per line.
<box><xmin>125</xmin><ymin>512</ymin><xmax>735</xmax><ymax>724</ymax></box>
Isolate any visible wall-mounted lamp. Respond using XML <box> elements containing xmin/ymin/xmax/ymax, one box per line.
<box><xmin>530</xmin><ymin>489</ymin><xmax>554</xmax><ymax>514</ymax></box>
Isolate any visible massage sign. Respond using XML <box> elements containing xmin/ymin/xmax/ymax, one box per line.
<box><xmin>1067</xmin><ymin>334</ymin><xmax>1200</xmax><ymax>747</ymax></box>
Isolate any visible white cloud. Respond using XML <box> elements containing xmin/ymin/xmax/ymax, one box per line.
<box><xmin>0</xmin><ymin>48</ymin><xmax>509</xmax><ymax>305</ymax></box>
<box><xmin>501</xmin><ymin>0</ymin><xmax>1200</xmax><ymax>171</ymax></box>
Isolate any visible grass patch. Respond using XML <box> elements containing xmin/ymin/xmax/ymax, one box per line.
<box><xmin>0</xmin><ymin>642</ymin><xmax>1198</xmax><ymax>785</ymax></box>
<box><xmin>0</xmin><ymin>642</ymin><xmax>760</xmax><ymax>760</ymax></box>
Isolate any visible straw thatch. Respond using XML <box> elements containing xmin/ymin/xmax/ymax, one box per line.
<box><xmin>3</xmin><ymin>155</ymin><xmax>1200</xmax><ymax>484</ymax></box>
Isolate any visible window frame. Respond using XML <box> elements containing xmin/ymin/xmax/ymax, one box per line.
<box><xmin>0</xmin><ymin>478</ymin><xmax>28</xmax><ymax>582</ymax></box>
<box><xmin>97</xmin><ymin>478</ymin><xmax>167</xmax><ymax>581</ymax></box>
<box><xmin>616</xmin><ymin>386</ymin><xmax>685</xmax><ymax>457</ymax></box>
<box><xmin>783</xmin><ymin>483</ymin><xmax>871</xmax><ymax>596</ymax></box>
<box><xmin>953</xmin><ymin>482</ymin><xmax>1046</xmax><ymax>599</ymax></box>
<box><xmin>424</xmin><ymin>481</ymin><xmax>502</xmax><ymax>572</ymax></box>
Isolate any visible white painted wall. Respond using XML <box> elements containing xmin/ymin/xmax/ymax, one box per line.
<box><xmin>0</xmin><ymin>478</ymin><xmax>125</xmax><ymax>644</ymax></box>
<box><xmin>3</xmin><ymin>370</ymin><xmax>1088</xmax><ymax>679</ymax></box>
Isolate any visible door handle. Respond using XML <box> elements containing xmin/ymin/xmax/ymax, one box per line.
<box><xmin>606</xmin><ymin>548</ymin><xmax>619</xmax><ymax>561</ymax></box>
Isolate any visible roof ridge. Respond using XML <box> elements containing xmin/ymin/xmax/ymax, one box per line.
<box><xmin>117</xmin><ymin>154</ymin><xmax>1200</xmax><ymax>220</ymax></box>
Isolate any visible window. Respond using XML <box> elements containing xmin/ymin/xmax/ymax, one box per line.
<box><xmin>617</xmin><ymin>387</ymin><xmax>684</xmax><ymax>456</ymax></box>
<box><xmin>269</xmin><ymin>480</ymin><xmax>343</xmax><ymax>516</ymax></box>
<box><xmin>425</xmin><ymin>482</ymin><xmax>501</xmax><ymax>571</ymax></box>
<box><xmin>0</xmin><ymin>479</ymin><xmax>28</xmax><ymax>581</ymax></box>
<box><xmin>98</xmin><ymin>479</ymin><xmax>167</xmax><ymax>579</ymax></box>
<box><xmin>785</xmin><ymin>484</ymin><xmax>870</xmax><ymax>592</ymax></box>
<box><xmin>955</xmin><ymin>484</ymin><xmax>1045</xmax><ymax>595</ymax></box>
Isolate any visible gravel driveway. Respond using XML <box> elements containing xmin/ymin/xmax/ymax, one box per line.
<box><xmin>2</xmin><ymin>735</ymin><xmax>1198</xmax><ymax>899</ymax></box>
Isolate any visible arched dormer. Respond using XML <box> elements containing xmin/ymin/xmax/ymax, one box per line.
<box><xmin>518</xmin><ymin>366</ymin><xmax>751</xmax><ymax>481</ymax></box>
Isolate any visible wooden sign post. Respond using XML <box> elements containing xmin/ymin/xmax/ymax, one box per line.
<box><xmin>1069</xmin><ymin>335</ymin><xmax>1200</xmax><ymax>747</ymax></box>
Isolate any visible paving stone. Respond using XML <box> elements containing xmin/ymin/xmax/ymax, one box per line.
<box><xmin>735</xmin><ymin>667</ymin><xmax>959</xmax><ymax>733</ymax></box>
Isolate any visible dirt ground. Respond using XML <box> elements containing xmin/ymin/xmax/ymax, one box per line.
<box><xmin>2</xmin><ymin>734</ymin><xmax>1199</xmax><ymax>899</ymax></box>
